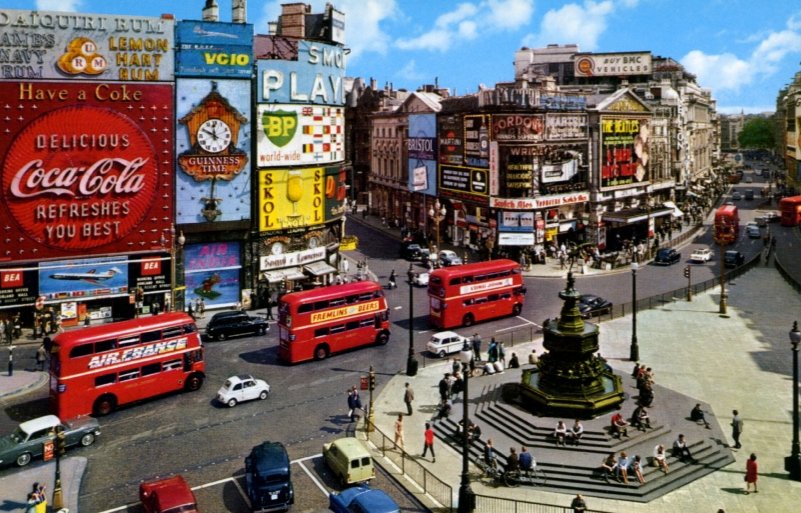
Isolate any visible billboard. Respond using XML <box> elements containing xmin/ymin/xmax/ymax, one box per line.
<box><xmin>464</xmin><ymin>114</ymin><xmax>490</xmax><ymax>159</ymax></box>
<box><xmin>258</xmin><ymin>168</ymin><xmax>324</xmax><ymax>231</ymax></box>
<box><xmin>39</xmin><ymin>256</ymin><xmax>129</xmax><ymax>301</ymax></box>
<box><xmin>438</xmin><ymin>114</ymin><xmax>464</xmax><ymax>166</ymax></box>
<box><xmin>256</xmin><ymin>104</ymin><xmax>344</xmax><ymax>166</ymax></box>
<box><xmin>600</xmin><ymin>117</ymin><xmax>650</xmax><ymax>189</ymax></box>
<box><xmin>491</xmin><ymin>114</ymin><xmax>544</xmax><ymax>143</ymax></box>
<box><xmin>574</xmin><ymin>52</ymin><xmax>652</xmax><ymax>77</ymax></box>
<box><xmin>183</xmin><ymin>241</ymin><xmax>241</xmax><ymax>309</ymax></box>
<box><xmin>0</xmin><ymin>81</ymin><xmax>174</xmax><ymax>261</ymax></box>
<box><xmin>0</xmin><ymin>268</ymin><xmax>37</xmax><ymax>307</ymax></box>
<box><xmin>439</xmin><ymin>165</ymin><xmax>488</xmax><ymax>202</ymax></box>
<box><xmin>175</xmin><ymin>20</ymin><xmax>253</xmax><ymax>78</ymax></box>
<box><xmin>0</xmin><ymin>9</ymin><xmax>174</xmax><ymax>81</ymax></box>
<box><xmin>498</xmin><ymin>144</ymin><xmax>589</xmax><ymax>197</ymax></box>
<box><xmin>175</xmin><ymin>78</ymin><xmax>251</xmax><ymax>224</ymax></box>
<box><xmin>498</xmin><ymin>211</ymin><xmax>534</xmax><ymax>233</ymax></box>
<box><xmin>408</xmin><ymin>113</ymin><xmax>437</xmax><ymax>196</ymax></box>
<box><xmin>256</xmin><ymin>40</ymin><xmax>345</xmax><ymax>105</ymax></box>
<box><xmin>323</xmin><ymin>166</ymin><xmax>347</xmax><ymax>223</ymax></box>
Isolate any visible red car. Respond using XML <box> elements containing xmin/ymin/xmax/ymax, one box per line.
<box><xmin>139</xmin><ymin>475</ymin><xmax>199</xmax><ymax>513</ymax></box>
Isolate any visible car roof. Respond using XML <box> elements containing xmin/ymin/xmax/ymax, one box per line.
<box><xmin>227</xmin><ymin>374</ymin><xmax>254</xmax><ymax>384</ymax></box>
<box><xmin>140</xmin><ymin>475</ymin><xmax>196</xmax><ymax>510</ymax></box>
<box><xmin>19</xmin><ymin>415</ymin><xmax>61</xmax><ymax>434</ymax></box>
<box><xmin>338</xmin><ymin>486</ymin><xmax>399</xmax><ymax>513</ymax></box>
<box><xmin>250</xmin><ymin>441</ymin><xmax>290</xmax><ymax>474</ymax></box>
<box><xmin>432</xmin><ymin>331</ymin><xmax>460</xmax><ymax>339</ymax></box>
<box><xmin>330</xmin><ymin>437</ymin><xmax>371</xmax><ymax>458</ymax></box>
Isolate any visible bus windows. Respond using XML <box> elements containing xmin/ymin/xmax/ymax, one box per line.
<box><xmin>95</xmin><ymin>373</ymin><xmax>116</xmax><ymax>387</ymax></box>
<box><xmin>163</xmin><ymin>359</ymin><xmax>182</xmax><ymax>372</ymax></box>
<box><xmin>118</xmin><ymin>369</ymin><xmax>140</xmax><ymax>382</ymax></box>
<box><xmin>140</xmin><ymin>331</ymin><xmax>161</xmax><ymax>344</ymax></box>
<box><xmin>162</xmin><ymin>327</ymin><xmax>185</xmax><ymax>339</ymax></box>
<box><xmin>315</xmin><ymin>327</ymin><xmax>329</xmax><ymax>338</ymax></box>
<box><xmin>141</xmin><ymin>363</ymin><xmax>161</xmax><ymax>376</ymax></box>
<box><xmin>70</xmin><ymin>344</ymin><xmax>93</xmax><ymax>359</ymax></box>
<box><xmin>94</xmin><ymin>339</ymin><xmax>116</xmax><ymax>353</ymax></box>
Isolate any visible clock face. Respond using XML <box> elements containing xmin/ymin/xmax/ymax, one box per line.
<box><xmin>197</xmin><ymin>118</ymin><xmax>232</xmax><ymax>153</ymax></box>
<box><xmin>308</xmin><ymin>236</ymin><xmax>321</xmax><ymax>249</ymax></box>
<box><xmin>270</xmin><ymin>241</ymin><xmax>285</xmax><ymax>255</ymax></box>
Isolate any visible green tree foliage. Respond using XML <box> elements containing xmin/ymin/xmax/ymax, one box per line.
<box><xmin>738</xmin><ymin>118</ymin><xmax>774</xmax><ymax>148</ymax></box>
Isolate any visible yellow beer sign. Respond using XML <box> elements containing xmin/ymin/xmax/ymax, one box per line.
<box><xmin>258</xmin><ymin>168</ymin><xmax>324</xmax><ymax>231</ymax></box>
<box><xmin>310</xmin><ymin>300</ymin><xmax>380</xmax><ymax>324</ymax></box>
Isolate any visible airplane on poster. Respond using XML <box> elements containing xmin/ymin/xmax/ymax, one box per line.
<box><xmin>50</xmin><ymin>267</ymin><xmax>123</xmax><ymax>284</ymax></box>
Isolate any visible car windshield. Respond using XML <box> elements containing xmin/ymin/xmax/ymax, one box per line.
<box><xmin>9</xmin><ymin>427</ymin><xmax>26</xmax><ymax>443</ymax></box>
<box><xmin>256</xmin><ymin>471</ymin><xmax>289</xmax><ymax>486</ymax></box>
<box><xmin>162</xmin><ymin>504</ymin><xmax>198</xmax><ymax>513</ymax></box>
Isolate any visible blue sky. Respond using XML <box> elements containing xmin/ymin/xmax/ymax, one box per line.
<box><xmin>8</xmin><ymin>0</ymin><xmax>801</xmax><ymax>114</ymax></box>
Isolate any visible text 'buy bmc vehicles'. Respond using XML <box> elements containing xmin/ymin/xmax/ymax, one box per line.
<box><xmin>277</xmin><ymin>281</ymin><xmax>390</xmax><ymax>363</ymax></box>
<box><xmin>428</xmin><ymin>259</ymin><xmax>526</xmax><ymax>329</ymax></box>
<box><xmin>49</xmin><ymin>312</ymin><xmax>205</xmax><ymax>419</ymax></box>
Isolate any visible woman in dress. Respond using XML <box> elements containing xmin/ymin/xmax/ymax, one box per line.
<box><xmin>745</xmin><ymin>453</ymin><xmax>758</xmax><ymax>494</ymax></box>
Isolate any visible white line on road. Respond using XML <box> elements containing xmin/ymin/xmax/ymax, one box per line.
<box><xmin>297</xmin><ymin>455</ymin><xmax>331</xmax><ymax>497</ymax></box>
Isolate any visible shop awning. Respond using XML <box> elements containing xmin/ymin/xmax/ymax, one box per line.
<box><xmin>663</xmin><ymin>201</ymin><xmax>684</xmax><ymax>218</ymax></box>
<box><xmin>262</xmin><ymin>267</ymin><xmax>305</xmax><ymax>283</ymax></box>
<box><xmin>603</xmin><ymin>207</ymin><xmax>673</xmax><ymax>224</ymax></box>
<box><xmin>303</xmin><ymin>261</ymin><xmax>337</xmax><ymax>276</ymax></box>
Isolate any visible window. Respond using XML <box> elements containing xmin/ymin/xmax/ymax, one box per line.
<box><xmin>70</xmin><ymin>344</ymin><xmax>93</xmax><ymax>358</ymax></box>
<box><xmin>163</xmin><ymin>327</ymin><xmax>185</xmax><ymax>339</ymax></box>
<box><xmin>330</xmin><ymin>324</ymin><xmax>346</xmax><ymax>334</ymax></box>
<box><xmin>298</xmin><ymin>303</ymin><xmax>313</xmax><ymax>313</ymax></box>
<box><xmin>118</xmin><ymin>335</ymin><xmax>141</xmax><ymax>347</ymax></box>
<box><xmin>141</xmin><ymin>363</ymin><xmax>161</xmax><ymax>376</ymax></box>
<box><xmin>346</xmin><ymin>321</ymin><xmax>360</xmax><ymax>330</ymax></box>
<box><xmin>95</xmin><ymin>373</ymin><xmax>116</xmax><ymax>387</ymax></box>
<box><xmin>163</xmin><ymin>359</ymin><xmax>182</xmax><ymax>371</ymax></box>
<box><xmin>359</xmin><ymin>318</ymin><xmax>374</xmax><ymax>328</ymax></box>
<box><xmin>119</xmin><ymin>369</ymin><xmax>139</xmax><ymax>382</ymax></box>
<box><xmin>314</xmin><ymin>327</ymin><xmax>329</xmax><ymax>337</ymax></box>
<box><xmin>95</xmin><ymin>339</ymin><xmax>116</xmax><ymax>353</ymax></box>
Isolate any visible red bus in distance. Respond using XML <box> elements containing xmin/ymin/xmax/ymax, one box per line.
<box><xmin>427</xmin><ymin>259</ymin><xmax>526</xmax><ymax>329</ymax></box>
<box><xmin>277</xmin><ymin>281</ymin><xmax>390</xmax><ymax>363</ymax></box>
<box><xmin>714</xmin><ymin>205</ymin><xmax>739</xmax><ymax>244</ymax></box>
<box><xmin>49</xmin><ymin>312</ymin><xmax>205</xmax><ymax>419</ymax></box>
<box><xmin>780</xmin><ymin>195</ymin><xmax>801</xmax><ymax>227</ymax></box>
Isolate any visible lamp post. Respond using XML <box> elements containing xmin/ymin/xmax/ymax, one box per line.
<box><xmin>52</xmin><ymin>424</ymin><xmax>66</xmax><ymax>511</ymax></box>
<box><xmin>786</xmin><ymin>321</ymin><xmax>801</xmax><ymax>480</ymax></box>
<box><xmin>406</xmin><ymin>264</ymin><xmax>418</xmax><ymax>376</ymax></box>
<box><xmin>458</xmin><ymin>340</ymin><xmax>475</xmax><ymax>513</ymax></box>
<box><xmin>170</xmin><ymin>227</ymin><xmax>186</xmax><ymax>312</ymax></box>
<box><xmin>429</xmin><ymin>200</ymin><xmax>446</xmax><ymax>253</ymax></box>
<box><xmin>713</xmin><ymin>219</ymin><xmax>733</xmax><ymax>315</ymax></box>
<box><xmin>630</xmin><ymin>262</ymin><xmax>639</xmax><ymax>362</ymax></box>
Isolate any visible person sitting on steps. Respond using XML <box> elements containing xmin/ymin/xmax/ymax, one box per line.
<box><xmin>553</xmin><ymin>420</ymin><xmax>568</xmax><ymax>446</ymax></box>
<box><xmin>600</xmin><ymin>452</ymin><xmax>617</xmax><ymax>483</ymax></box>
<box><xmin>610</xmin><ymin>412</ymin><xmax>629</xmax><ymax>438</ymax></box>
<box><xmin>691</xmin><ymin>403</ymin><xmax>712</xmax><ymax>429</ymax></box>
<box><xmin>631</xmin><ymin>404</ymin><xmax>651</xmax><ymax>431</ymax></box>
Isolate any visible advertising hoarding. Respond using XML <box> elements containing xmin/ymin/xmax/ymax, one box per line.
<box><xmin>600</xmin><ymin>117</ymin><xmax>650</xmax><ymax>189</ymax></box>
<box><xmin>175</xmin><ymin>20</ymin><xmax>253</xmax><ymax>78</ymax></box>
<box><xmin>256</xmin><ymin>40</ymin><xmax>345</xmax><ymax>105</ymax></box>
<box><xmin>544</xmin><ymin>113</ymin><xmax>588</xmax><ymax>140</ymax></box>
<box><xmin>175</xmin><ymin>78</ymin><xmax>251</xmax><ymax>223</ymax></box>
<box><xmin>39</xmin><ymin>256</ymin><xmax>129</xmax><ymax>301</ymax></box>
<box><xmin>438</xmin><ymin>114</ymin><xmax>464</xmax><ymax>166</ymax></box>
<box><xmin>464</xmin><ymin>115</ymin><xmax>490</xmax><ymax>159</ymax></box>
<box><xmin>183</xmin><ymin>241</ymin><xmax>241</xmax><ymax>309</ymax></box>
<box><xmin>574</xmin><ymin>52</ymin><xmax>652</xmax><ymax>77</ymax></box>
<box><xmin>0</xmin><ymin>81</ymin><xmax>174</xmax><ymax>261</ymax></box>
<box><xmin>491</xmin><ymin>114</ymin><xmax>544</xmax><ymax>143</ymax></box>
<box><xmin>0</xmin><ymin>268</ymin><xmax>37</xmax><ymax>307</ymax></box>
<box><xmin>497</xmin><ymin>144</ymin><xmax>588</xmax><ymax>196</ymax></box>
<box><xmin>408</xmin><ymin>113</ymin><xmax>437</xmax><ymax>195</ymax></box>
<box><xmin>438</xmin><ymin>165</ymin><xmax>488</xmax><ymax>202</ymax></box>
<box><xmin>498</xmin><ymin>211</ymin><xmax>534</xmax><ymax>232</ymax></box>
<box><xmin>256</xmin><ymin>104</ymin><xmax>344</xmax><ymax>166</ymax></box>
<box><xmin>258</xmin><ymin>168</ymin><xmax>324</xmax><ymax>231</ymax></box>
<box><xmin>0</xmin><ymin>9</ymin><xmax>174</xmax><ymax>81</ymax></box>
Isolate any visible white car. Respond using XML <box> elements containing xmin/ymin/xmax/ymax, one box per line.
<box><xmin>412</xmin><ymin>272</ymin><xmax>429</xmax><ymax>287</ymax></box>
<box><xmin>216</xmin><ymin>374</ymin><xmax>270</xmax><ymax>407</ymax></box>
<box><xmin>426</xmin><ymin>331</ymin><xmax>469</xmax><ymax>358</ymax></box>
<box><xmin>438</xmin><ymin>250</ymin><xmax>463</xmax><ymax>267</ymax></box>
<box><xmin>689</xmin><ymin>248</ymin><xmax>712</xmax><ymax>263</ymax></box>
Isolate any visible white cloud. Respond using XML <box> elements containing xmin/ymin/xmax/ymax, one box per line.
<box><xmin>521</xmin><ymin>0</ymin><xmax>615</xmax><ymax>51</ymax></box>
<box><xmin>36</xmin><ymin>0</ymin><xmax>83</xmax><ymax>10</ymax></box>
<box><xmin>486</xmin><ymin>0</ymin><xmax>535</xmax><ymax>30</ymax></box>
<box><xmin>395</xmin><ymin>59</ymin><xmax>426</xmax><ymax>83</ymax></box>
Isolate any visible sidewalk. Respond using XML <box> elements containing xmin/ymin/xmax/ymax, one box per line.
<box><xmin>365</xmin><ymin>266</ymin><xmax>801</xmax><ymax>513</ymax></box>
<box><xmin>0</xmin><ymin>457</ymin><xmax>86</xmax><ymax>513</ymax></box>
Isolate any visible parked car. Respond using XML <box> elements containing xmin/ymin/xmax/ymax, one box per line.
<box><xmin>654</xmin><ymin>248</ymin><xmax>681</xmax><ymax>266</ymax></box>
<box><xmin>756</xmin><ymin>216</ymin><xmax>768</xmax><ymax>227</ymax></box>
<box><xmin>744</xmin><ymin>189</ymin><xmax>755</xmax><ymax>200</ymax></box>
<box><xmin>763</xmin><ymin>210</ymin><xmax>780</xmax><ymax>223</ymax></box>
<box><xmin>329</xmin><ymin>485</ymin><xmax>400</xmax><ymax>513</ymax></box>
<box><xmin>245</xmin><ymin>441</ymin><xmax>294</xmax><ymax>513</ymax></box>
<box><xmin>438</xmin><ymin>250</ymin><xmax>463</xmax><ymax>267</ymax></box>
<box><xmin>411</xmin><ymin>271</ymin><xmax>429</xmax><ymax>287</ymax></box>
<box><xmin>323</xmin><ymin>437</ymin><xmax>375</xmax><ymax>486</ymax></box>
<box><xmin>206</xmin><ymin>311</ymin><xmax>269</xmax><ymax>341</ymax></box>
<box><xmin>724</xmin><ymin>250</ymin><xmax>745</xmax><ymax>268</ymax></box>
<box><xmin>577</xmin><ymin>294</ymin><xmax>613</xmax><ymax>318</ymax></box>
<box><xmin>689</xmin><ymin>248</ymin><xmax>713</xmax><ymax>263</ymax></box>
<box><xmin>217</xmin><ymin>374</ymin><xmax>270</xmax><ymax>408</ymax></box>
<box><xmin>400</xmin><ymin>242</ymin><xmax>429</xmax><ymax>261</ymax></box>
<box><xmin>745</xmin><ymin>223</ymin><xmax>761</xmax><ymax>238</ymax></box>
<box><xmin>426</xmin><ymin>331</ymin><xmax>469</xmax><ymax>357</ymax></box>
<box><xmin>744</xmin><ymin>176</ymin><xmax>753</xmax><ymax>183</ymax></box>
<box><xmin>731</xmin><ymin>191</ymin><xmax>742</xmax><ymax>200</ymax></box>
<box><xmin>0</xmin><ymin>414</ymin><xmax>100</xmax><ymax>467</ymax></box>
<box><xmin>140</xmin><ymin>475</ymin><xmax>199</xmax><ymax>513</ymax></box>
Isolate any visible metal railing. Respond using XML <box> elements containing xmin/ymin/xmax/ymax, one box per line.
<box><xmin>474</xmin><ymin>494</ymin><xmax>618</xmax><ymax>513</ymax></box>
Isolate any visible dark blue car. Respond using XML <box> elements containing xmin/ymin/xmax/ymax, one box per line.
<box><xmin>329</xmin><ymin>485</ymin><xmax>400</xmax><ymax>513</ymax></box>
<box><xmin>654</xmin><ymin>248</ymin><xmax>681</xmax><ymax>265</ymax></box>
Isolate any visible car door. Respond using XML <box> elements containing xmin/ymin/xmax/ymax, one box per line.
<box><xmin>231</xmin><ymin>382</ymin><xmax>245</xmax><ymax>403</ymax></box>
<box><xmin>26</xmin><ymin>427</ymin><xmax>56</xmax><ymax>460</ymax></box>
<box><xmin>241</xmin><ymin>379</ymin><xmax>258</xmax><ymax>402</ymax></box>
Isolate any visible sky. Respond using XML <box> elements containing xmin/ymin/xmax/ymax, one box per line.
<box><xmin>6</xmin><ymin>0</ymin><xmax>801</xmax><ymax>114</ymax></box>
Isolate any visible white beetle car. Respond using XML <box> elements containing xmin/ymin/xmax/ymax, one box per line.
<box><xmin>426</xmin><ymin>331</ymin><xmax>469</xmax><ymax>358</ymax></box>
<box><xmin>216</xmin><ymin>374</ymin><xmax>270</xmax><ymax>407</ymax></box>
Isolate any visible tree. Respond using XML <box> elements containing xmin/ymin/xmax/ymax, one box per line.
<box><xmin>738</xmin><ymin>118</ymin><xmax>774</xmax><ymax>148</ymax></box>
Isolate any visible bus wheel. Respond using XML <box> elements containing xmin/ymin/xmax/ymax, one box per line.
<box><xmin>512</xmin><ymin>304</ymin><xmax>522</xmax><ymax>316</ymax></box>
<box><xmin>314</xmin><ymin>345</ymin><xmax>329</xmax><ymax>360</ymax></box>
<box><xmin>462</xmin><ymin>314</ymin><xmax>475</xmax><ymax>327</ymax></box>
<box><xmin>185</xmin><ymin>374</ymin><xmax>204</xmax><ymax>392</ymax></box>
<box><xmin>376</xmin><ymin>332</ymin><xmax>389</xmax><ymax>345</ymax></box>
<box><xmin>93</xmin><ymin>395</ymin><xmax>116</xmax><ymax>416</ymax></box>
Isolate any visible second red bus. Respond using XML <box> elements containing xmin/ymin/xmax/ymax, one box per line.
<box><xmin>780</xmin><ymin>195</ymin><xmax>801</xmax><ymax>226</ymax></box>
<box><xmin>427</xmin><ymin>258</ymin><xmax>526</xmax><ymax>329</ymax></box>
<box><xmin>277</xmin><ymin>281</ymin><xmax>390</xmax><ymax>363</ymax></box>
<box><xmin>714</xmin><ymin>204</ymin><xmax>740</xmax><ymax>243</ymax></box>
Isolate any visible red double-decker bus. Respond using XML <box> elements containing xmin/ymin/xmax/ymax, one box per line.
<box><xmin>427</xmin><ymin>259</ymin><xmax>526</xmax><ymax>329</ymax></box>
<box><xmin>49</xmin><ymin>312</ymin><xmax>205</xmax><ymax>419</ymax></box>
<box><xmin>780</xmin><ymin>195</ymin><xmax>801</xmax><ymax>226</ymax></box>
<box><xmin>714</xmin><ymin>205</ymin><xmax>740</xmax><ymax>243</ymax></box>
<box><xmin>277</xmin><ymin>281</ymin><xmax>391</xmax><ymax>363</ymax></box>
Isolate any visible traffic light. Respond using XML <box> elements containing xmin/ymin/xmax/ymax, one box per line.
<box><xmin>56</xmin><ymin>427</ymin><xmax>67</xmax><ymax>456</ymax></box>
<box><xmin>683</xmin><ymin>266</ymin><xmax>690</xmax><ymax>279</ymax></box>
<box><xmin>369</xmin><ymin>369</ymin><xmax>376</xmax><ymax>391</ymax></box>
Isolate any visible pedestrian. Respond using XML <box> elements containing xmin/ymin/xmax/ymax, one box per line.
<box><xmin>471</xmin><ymin>332</ymin><xmax>482</xmax><ymax>361</ymax></box>
<box><xmin>403</xmin><ymin>382</ymin><xmax>414</xmax><ymax>415</ymax></box>
<box><xmin>498</xmin><ymin>340</ymin><xmax>506</xmax><ymax>367</ymax></box>
<box><xmin>394</xmin><ymin>414</ymin><xmax>405</xmax><ymax>450</ymax></box>
<box><xmin>265</xmin><ymin>296</ymin><xmax>274</xmax><ymax>320</ymax></box>
<box><xmin>187</xmin><ymin>301</ymin><xmax>195</xmax><ymax>320</ymax></box>
<box><xmin>35</xmin><ymin>343</ymin><xmax>46</xmax><ymax>371</ymax></box>
<box><xmin>388</xmin><ymin>270</ymin><xmax>397</xmax><ymax>289</ymax></box>
<box><xmin>438</xmin><ymin>373</ymin><xmax>450</xmax><ymax>402</ymax></box>
<box><xmin>570</xmin><ymin>494</ymin><xmax>586</xmax><ymax>513</ymax></box>
<box><xmin>25</xmin><ymin>493</ymin><xmax>37</xmax><ymax>513</ymax></box>
<box><xmin>487</xmin><ymin>338</ymin><xmax>498</xmax><ymax>363</ymax></box>
<box><xmin>32</xmin><ymin>483</ymin><xmax>46</xmax><ymax>513</ymax></box>
<box><xmin>731</xmin><ymin>409</ymin><xmax>743</xmax><ymax>449</ymax></box>
<box><xmin>744</xmin><ymin>453</ymin><xmax>758</xmax><ymax>494</ymax></box>
<box><xmin>199</xmin><ymin>298</ymin><xmax>206</xmax><ymax>319</ymax></box>
<box><xmin>528</xmin><ymin>349</ymin><xmax>539</xmax><ymax>366</ymax></box>
<box><xmin>347</xmin><ymin>386</ymin><xmax>362</xmax><ymax>422</ymax></box>
<box><xmin>421</xmin><ymin>422</ymin><xmax>435</xmax><ymax>462</ymax></box>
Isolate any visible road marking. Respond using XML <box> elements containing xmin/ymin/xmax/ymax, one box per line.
<box><xmin>297</xmin><ymin>454</ymin><xmax>330</xmax><ymax>497</ymax></box>
<box><xmin>394</xmin><ymin>306</ymin><xmax>403</xmax><ymax>310</ymax></box>
<box><xmin>495</xmin><ymin>317</ymin><xmax>540</xmax><ymax>332</ymax></box>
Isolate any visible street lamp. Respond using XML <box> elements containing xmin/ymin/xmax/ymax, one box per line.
<box><xmin>170</xmin><ymin>227</ymin><xmax>186</xmax><ymax>312</ymax></box>
<box><xmin>458</xmin><ymin>340</ymin><xmax>475</xmax><ymax>513</ymax></box>
<box><xmin>786</xmin><ymin>321</ymin><xmax>801</xmax><ymax>480</ymax></box>
<box><xmin>429</xmin><ymin>200</ymin><xmax>446</xmax><ymax>253</ymax></box>
<box><xmin>406</xmin><ymin>264</ymin><xmax>418</xmax><ymax>376</ymax></box>
<box><xmin>630</xmin><ymin>262</ymin><xmax>639</xmax><ymax>362</ymax></box>
<box><xmin>713</xmin><ymin>219</ymin><xmax>734</xmax><ymax>315</ymax></box>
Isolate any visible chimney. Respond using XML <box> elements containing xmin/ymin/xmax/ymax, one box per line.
<box><xmin>202</xmin><ymin>0</ymin><xmax>219</xmax><ymax>22</ymax></box>
<box><xmin>232</xmin><ymin>0</ymin><xmax>246</xmax><ymax>23</ymax></box>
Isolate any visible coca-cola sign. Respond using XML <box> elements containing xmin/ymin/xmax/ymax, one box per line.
<box><xmin>0</xmin><ymin>82</ymin><xmax>173</xmax><ymax>261</ymax></box>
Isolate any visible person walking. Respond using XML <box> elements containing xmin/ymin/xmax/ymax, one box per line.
<box><xmin>471</xmin><ymin>333</ymin><xmax>482</xmax><ymax>361</ymax></box>
<box><xmin>393</xmin><ymin>414</ymin><xmax>405</xmax><ymax>450</ymax></box>
<box><xmin>199</xmin><ymin>298</ymin><xmax>206</xmax><ymax>319</ymax></box>
<box><xmin>421</xmin><ymin>422</ymin><xmax>435</xmax><ymax>462</ymax></box>
<box><xmin>731</xmin><ymin>410</ymin><xmax>743</xmax><ymax>449</ymax></box>
<box><xmin>403</xmin><ymin>382</ymin><xmax>414</xmax><ymax>415</ymax></box>
<box><xmin>347</xmin><ymin>386</ymin><xmax>362</xmax><ymax>422</ymax></box>
<box><xmin>388</xmin><ymin>270</ymin><xmax>397</xmax><ymax>289</ymax></box>
<box><xmin>744</xmin><ymin>453</ymin><xmax>758</xmax><ymax>494</ymax></box>
<box><xmin>265</xmin><ymin>296</ymin><xmax>274</xmax><ymax>320</ymax></box>
<box><xmin>35</xmin><ymin>343</ymin><xmax>46</xmax><ymax>371</ymax></box>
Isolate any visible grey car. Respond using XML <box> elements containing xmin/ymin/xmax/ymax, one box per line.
<box><xmin>0</xmin><ymin>414</ymin><xmax>100</xmax><ymax>467</ymax></box>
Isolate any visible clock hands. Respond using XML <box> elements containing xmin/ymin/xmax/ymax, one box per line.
<box><xmin>201</xmin><ymin>128</ymin><xmax>219</xmax><ymax>140</ymax></box>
